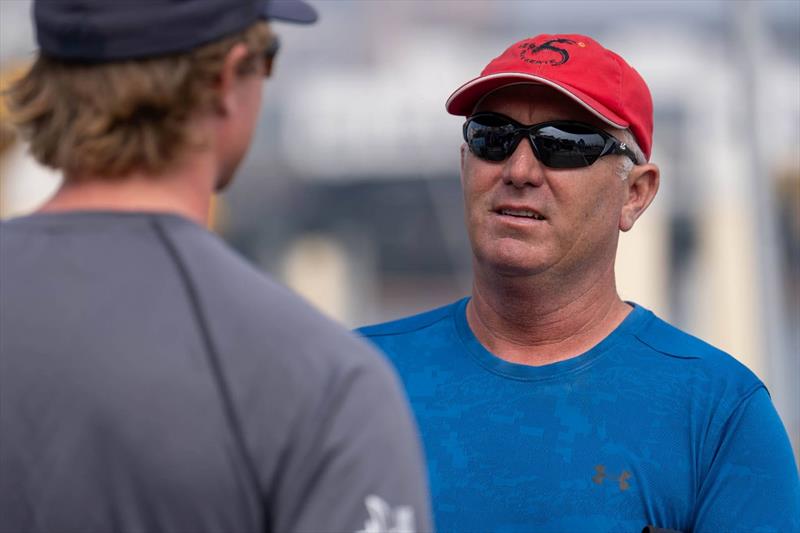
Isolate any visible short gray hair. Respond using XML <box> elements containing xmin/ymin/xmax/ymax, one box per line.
<box><xmin>615</xmin><ymin>129</ymin><xmax>646</xmax><ymax>180</ymax></box>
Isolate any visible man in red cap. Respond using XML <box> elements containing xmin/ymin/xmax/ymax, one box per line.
<box><xmin>360</xmin><ymin>34</ymin><xmax>799</xmax><ymax>532</ymax></box>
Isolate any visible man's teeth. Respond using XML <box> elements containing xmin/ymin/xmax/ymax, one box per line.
<box><xmin>500</xmin><ymin>208</ymin><xmax>544</xmax><ymax>220</ymax></box>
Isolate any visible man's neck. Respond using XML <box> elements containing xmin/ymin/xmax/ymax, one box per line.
<box><xmin>37</xmin><ymin>152</ymin><xmax>218</xmax><ymax>227</ymax></box>
<box><xmin>467</xmin><ymin>261</ymin><xmax>631</xmax><ymax>366</ymax></box>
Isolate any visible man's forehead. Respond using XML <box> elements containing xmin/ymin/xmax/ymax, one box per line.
<box><xmin>473</xmin><ymin>84</ymin><xmax>605</xmax><ymax>127</ymax></box>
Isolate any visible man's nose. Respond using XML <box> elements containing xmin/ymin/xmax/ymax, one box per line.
<box><xmin>501</xmin><ymin>136</ymin><xmax>545</xmax><ymax>189</ymax></box>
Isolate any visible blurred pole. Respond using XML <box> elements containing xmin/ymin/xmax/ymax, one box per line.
<box><xmin>732</xmin><ymin>1</ymin><xmax>797</xmax><ymax>458</ymax></box>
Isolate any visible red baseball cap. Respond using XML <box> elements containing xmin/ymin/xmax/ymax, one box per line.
<box><xmin>446</xmin><ymin>34</ymin><xmax>653</xmax><ymax>160</ymax></box>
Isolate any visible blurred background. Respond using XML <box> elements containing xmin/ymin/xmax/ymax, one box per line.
<box><xmin>1</xmin><ymin>0</ymin><xmax>798</xmax><ymax>460</ymax></box>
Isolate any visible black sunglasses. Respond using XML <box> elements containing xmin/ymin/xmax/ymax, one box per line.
<box><xmin>463</xmin><ymin>112</ymin><xmax>639</xmax><ymax>168</ymax></box>
<box><xmin>262</xmin><ymin>36</ymin><xmax>281</xmax><ymax>77</ymax></box>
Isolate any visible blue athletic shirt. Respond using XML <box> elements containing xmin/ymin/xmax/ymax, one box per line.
<box><xmin>358</xmin><ymin>298</ymin><xmax>800</xmax><ymax>533</ymax></box>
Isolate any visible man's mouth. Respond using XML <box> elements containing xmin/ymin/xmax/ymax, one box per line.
<box><xmin>496</xmin><ymin>207</ymin><xmax>546</xmax><ymax>221</ymax></box>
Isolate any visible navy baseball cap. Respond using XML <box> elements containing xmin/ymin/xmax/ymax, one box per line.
<box><xmin>34</xmin><ymin>0</ymin><xmax>318</xmax><ymax>62</ymax></box>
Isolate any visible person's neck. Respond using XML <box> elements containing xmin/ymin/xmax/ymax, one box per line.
<box><xmin>467</xmin><ymin>260</ymin><xmax>631</xmax><ymax>366</ymax></box>
<box><xmin>38</xmin><ymin>152</ymin><xmax>218</xmax><ymax>227</ymax></box>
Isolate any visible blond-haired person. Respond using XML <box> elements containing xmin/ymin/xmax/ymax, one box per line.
<box><xmin>0</xmin><ymin>2</ymin><xmax>432</xmax><ymax>532</ymax></box>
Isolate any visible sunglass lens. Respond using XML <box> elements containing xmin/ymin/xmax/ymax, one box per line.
<box><xmin>263</xmin><ymin>37</ymin><xmax>281</xmax><ymax>77</ymax></box>
<box><xmin>534</xmin><ymin>124</ymin><xmax>605</xmax><ymax>168</ymax></box>
<box><xmin>465</xmin><ymin>116</ymin><xmax>519</xmax><ymax>162</ymax></box>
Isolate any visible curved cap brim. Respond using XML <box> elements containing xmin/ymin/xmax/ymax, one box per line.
<box><xmin>261</xmin><ymin>0</ymin><xmax>318</xmax><ymax>24</ymax></box>
<box><xmin>446</xmin><ymin>73</ymin><xmax>629</xmax><ymax>130</ymax></box>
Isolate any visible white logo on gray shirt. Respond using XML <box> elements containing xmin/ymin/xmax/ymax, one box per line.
<box><xmin>356</xmin><ymin>495</ymin><xmax>415</xmax><ymax>533</ymax></box>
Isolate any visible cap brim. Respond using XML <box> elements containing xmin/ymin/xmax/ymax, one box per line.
<box><xmin>445</xmin><ymin>73</ymin><xmax>629</xmax><ymax>130</ymax></box>
<box><xmin>262</xmin><ymin>1</ymin><xmax>318</xmax><ymax>24</ymax></box>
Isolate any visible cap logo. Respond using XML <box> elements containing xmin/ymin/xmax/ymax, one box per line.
<box><xmin>518</xmin><ymin>38</ymin><xmax>577</xmax><ymax>66</ymax></box>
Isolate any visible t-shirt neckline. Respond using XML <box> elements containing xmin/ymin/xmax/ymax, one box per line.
<box><xmin>452</xmin><ymin>297</ymin><xmax>649</xmax><ymax>381</ymax></box>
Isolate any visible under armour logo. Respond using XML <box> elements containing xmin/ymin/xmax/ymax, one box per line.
<box><xmin>593</xmin><ymin>464</ymin><xmax>632</xmax><ymax>491</ymax></box>
<box><xmin>356</xmin><ymin>495</ymin><xmax>416</xmax><ymax>533</ymax></box>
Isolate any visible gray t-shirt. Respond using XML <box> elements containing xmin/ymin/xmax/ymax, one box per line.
<box><xmin>0</xmin><ymin>211</ymin><xmax>432</xmax><ymax>533</ymax></box>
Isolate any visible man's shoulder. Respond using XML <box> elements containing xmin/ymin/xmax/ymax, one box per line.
<box><xmin>357</xmin><ymin>299</ymin><xmax>464</xmax><ymax>339</ymax></box>
<box><xmin>157</xmin><ymin>213</ymin><xmax>273</xmax><ymax>289</ymax></box>
<box><xmin>163</xmin><ymin>217</ymin><xmax>367</xmax><ymax>337</ymax></box>
<box><xmin>631</xmin><ymin>305</ymin><xmax>763</xmax><ymax>390</ymax></box>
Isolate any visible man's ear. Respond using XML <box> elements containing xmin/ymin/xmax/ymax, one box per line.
<box><xmin>216</xmin><ymin>43</ymin><xmax>252</xmax><ymax>116</ymax></box>
<box><xmin>619</xmin><ymin>163</ymin><xmax>660</xmax><ymax>232</ymax></box>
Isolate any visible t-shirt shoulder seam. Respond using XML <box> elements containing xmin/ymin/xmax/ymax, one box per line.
<box><xmin>149</xmin><ymin>217</ymin><xmax>264</xmax><ymax>498</ymax></box>
<box><xmin>632</xmin><ymin>334</ymin><xmax>703</xmax><ymax>360</ymax></box>
<box><xmin>697</xmin><ymin>382</ymin><xmax>769</xmax><ymax>496</ymax></box>
<box><xmin>734</xmin><ymin>382</ymin><xmax>769</xmax><ymax>406</ymax></box>
<box><xmin>631</xmin><ymin>312</ymin><xmax>730</xmax><ymax>361</ymax></box>
<box><xmin>360</xmin><ymin>311</ymin><xmax>452</xmax><ymax>338</ymax></box>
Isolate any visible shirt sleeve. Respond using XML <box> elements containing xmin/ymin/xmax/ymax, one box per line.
<box><xmin>269</xmin><ymin>356</ymin><xmax>434</xmax><ymax>533</ymax></box>
<box><xmin>692</xmin><ymin>386</ymin><xmax>800</xmax><ymax>533</ymax></box>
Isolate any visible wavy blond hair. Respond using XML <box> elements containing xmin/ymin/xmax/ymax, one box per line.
<box><xmin>6</xmin><ymin>21</ymin><xmax>271</xmax><ymax>178</ymax></box>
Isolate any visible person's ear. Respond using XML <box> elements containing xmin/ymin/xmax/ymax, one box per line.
<box><xmin>216</xmin><ymin>43</ymin><xmax>252</xmax><ymax>116</ymax></box>
<box><xmin>619</xmin><ymin>163</ymin><xmax>660</xmax><ymax>232</ymax></box>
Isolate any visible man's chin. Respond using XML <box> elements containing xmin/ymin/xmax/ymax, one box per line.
<box><xmin>476</xmin><ymin>253</ymin><xmax>552</xmax><ymax>279</ymax></box>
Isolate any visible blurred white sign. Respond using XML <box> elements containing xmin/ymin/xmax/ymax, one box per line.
<box><xmin>280</xmin><ymin>31</ymin><xmax>479</xmax><ymax>181</ymax></box>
